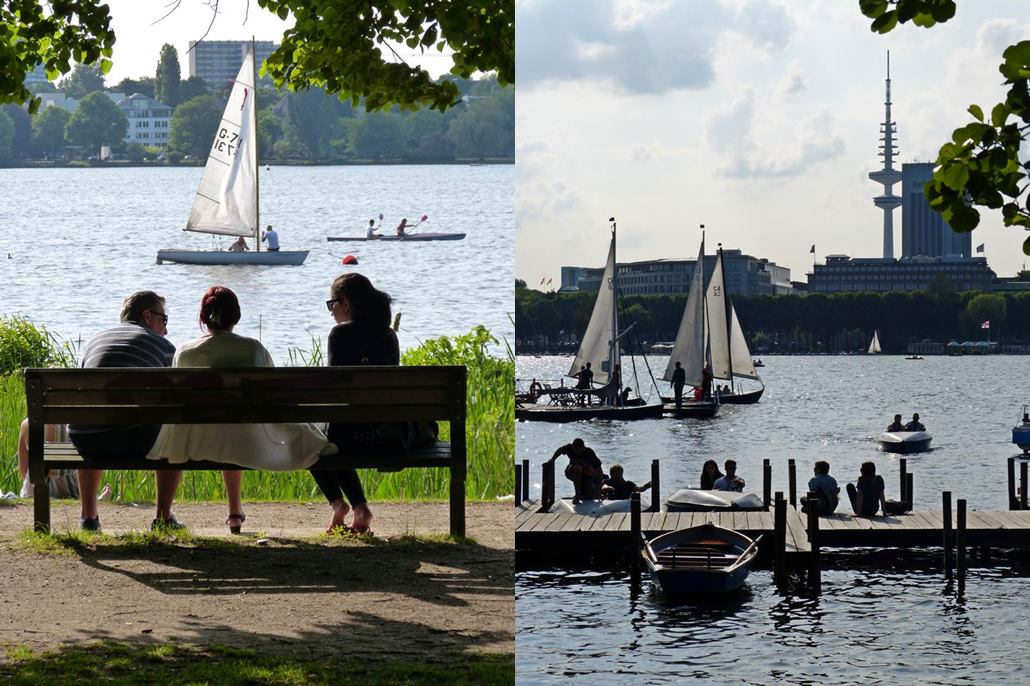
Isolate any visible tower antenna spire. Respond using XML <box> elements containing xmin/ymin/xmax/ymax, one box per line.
<box><xmin>869</xmin><ymin>50</ymin><xmax>901</xmax><ymax>259</ymax></box>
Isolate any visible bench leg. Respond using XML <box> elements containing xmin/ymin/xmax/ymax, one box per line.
<box><xmin>33</xmin><ymin>481</ymin><xmax>51</xmax><ymax>533</ymax></box>
<box><xmin>450</xmin><ymin>470</ymin><xmax>466</xmax><ymax>538</ymax></box>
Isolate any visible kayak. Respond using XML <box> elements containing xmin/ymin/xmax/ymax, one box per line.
<box><xmin>327</xmin><ymin>233</ymin><xmax>467</xmax><ymax>242</ymax></box>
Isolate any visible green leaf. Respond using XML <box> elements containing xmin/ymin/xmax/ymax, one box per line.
<box><xmin>870</xmin><ymin>10</ymin><xmax>898</xmax><ymax>34</ymax></box>
<box><xmin>1023</xmin><ymin>235</ymin><xmax>1030</xmax><ymax>256</ymax></box>
<box><xmin>950</xmin><ymin>206</ymin><xmax>981</xmax><ymax>232</ymax></box>
<box><xmin>968</xmin><ymin>104</ymin><xmax>984</xmax><ymax>122</ymax></box>
<box><xmin>859</xmin><ymin>0</ymin><xmax>889</xmax><ymax>18</ymax></box>
<box><xmin>991</xmin><ymin>102</ymin><xmax>1011</xmax><ymax>127</ymax></box>
<box><xmin>940</xmin><ymin>162</ymin><xmax>969</xmax><ymax>191</ymax></box>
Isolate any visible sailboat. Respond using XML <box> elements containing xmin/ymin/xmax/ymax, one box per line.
<box><xmin>157</xmin><ymin>43</ymin><xmax>308</xmax><ymax>266</ymax></box>
<box><xmin>661</xmin><ymin>236</ymin><xmax>719</xmax><ymax>418</ymax></box>
<box><xmin>515</xmin><ymin>219</ymin><xmax>664</xmax><ymax>422</ymax></box>
<box><xmin>868</xmin><ymin>330</ymin><xmax>882</xmax><ymax>354</ymax></box>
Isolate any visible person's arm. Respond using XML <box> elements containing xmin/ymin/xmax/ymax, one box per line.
<box><xmin>878</xmin><ymin>477</ymin><xmax>888</xmax><ymax>515</ymax></box>
<box><xmin>546</xmin><ymin>446</ymin><xmax>565</xmax><ymax>464</ymax></box>
<box><xmin>635</xmin><ymin>481</ymin><xmax>652</xmax><ymax>493</ymax></box>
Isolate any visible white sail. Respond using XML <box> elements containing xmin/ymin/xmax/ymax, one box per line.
<box><xmin>868</xmin><ymin>331</ymin><xmax>881</xmax><ymax>354</ymax></box>
<box><xmin>728</xmin><ymin>306</ymin><xmax>758</xmax><ymax>380</ymax></box>
<box><xmin>570</xmin><ymin>234</ymin><xmax>618</xmax><ymax>386</ymax></box>
<box><xmin>664</xmin><ymin>241</ymin><xmax>706</xmax><ymax>385</ymax></box>
<box><xmin>186</xmin><ymin>47</ymin><xmax>258</xmax><ymax>238</ymax></box>
<box><xmin>706</xmin><ymin>252</ymin><xmax>732</xmax><ymax>381</ymax></box>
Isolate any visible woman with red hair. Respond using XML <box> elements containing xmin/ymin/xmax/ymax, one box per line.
<box><xmin>147</xmin><ymin>286</ymin><xmax>332</xmax><ymax>534</ymax></box>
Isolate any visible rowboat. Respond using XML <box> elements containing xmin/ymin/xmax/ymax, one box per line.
<box><xmin>641</xmin><ymin>523</ymin><xmax>761</xmax><ymax>595</ymax></box>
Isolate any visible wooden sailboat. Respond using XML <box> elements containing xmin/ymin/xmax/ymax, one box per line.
<box><xmin>157</xmin><ymin>43</ymin><xmax>308</xmax><ymax>266</ymax></box>
<box><xmin>515</xmin><ymin>219</ymin><xmax>663</xmax><ymax>422</ymax></box>
<box><xmin>707</xmin><ymin>244</ymin><xmax>764</xmax><ymax>403</ymax></box>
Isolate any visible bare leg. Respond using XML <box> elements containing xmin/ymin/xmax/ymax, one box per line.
<box><xmin>77</xmin><ymin>469</ymin><xmax>103</xmax><ymax>519</ymax></box>
<box><xmin>222</xmin><ymin>470</ymin><xmax>244</xmax><ymax>518</ymax></box>
<box><xmin>154</xmin><ymin>470</ymin><xmax>182</xmax><ymax>520</ymax></box>
<box><xmin>351</xmin><ymin>502</ymin><xmax>373</xmax><ymax>533</ymax></box>
<box><xmin>17</xmin><ymin>418</ymin><xmax>29</xmax><ymax>483</ymax></box>
<box><xmin>327</xmin><ymin>498</ymin><xmax>351</xmax><ymax>532</ymax></box>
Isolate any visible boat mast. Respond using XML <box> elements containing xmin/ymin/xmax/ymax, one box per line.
<box><xmin>719</xmin><ymin>243</ymin><xmax>735</xmax><ymax>389</ymax></box>
<box><xmin>609</xmin><ymin>217</ymin><xmax>619</xmax><ymax>391</ymax></box>
<box><xmin>700</xmin><ymin>225</ymin><xmax>706</xmax><ymax>375</ymax></box>
<box><xmin>251</xmin><ymin>38</ymin><xmax>261</xmax><ymax>252</ymax></box>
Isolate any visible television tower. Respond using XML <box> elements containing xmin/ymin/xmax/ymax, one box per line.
<box><xmin>869</xmin><ymin>51</ymin><xmax>901</xmax><ymax>259</ymax></box>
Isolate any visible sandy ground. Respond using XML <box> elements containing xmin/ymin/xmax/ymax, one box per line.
<box><xmin>0</xmin><ymin>500</ymin><xmax>514</xmax><ymax>662</ymax></box>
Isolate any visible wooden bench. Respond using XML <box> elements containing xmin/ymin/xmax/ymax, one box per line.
<box><xmin>24</xmin><ymin>365</ymin><xmax>467</xmax><ymax>536</ymax></box>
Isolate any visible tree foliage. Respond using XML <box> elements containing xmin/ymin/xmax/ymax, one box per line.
<box><xmin>178</xmin><ymin>75</ymin><xmax>210</xmax><ymax>104</ymax></box>
<box><xmin>167</xmin><ymin>94</ymin><xmax>222</xmax><ymax>158</ymax></box>
<box><xmin>259</xmin><ymin>0</ymin><xmax>514</xmax><ymax>111</ymax></box>
<box><xmin>154</xmin><ymin>44</ymin><xmax>182</xmax><ymax>107</ymax></box>
<box><xmin>64</xmin><ymin>91</ymin><xmax>127</xmax><ymax>154</ymax></box>
<box><xmin>859</xmin><ymin>1</ymin><xmax>1030</xmax><ymax>252</ymax></box>
<box><xmin>0</xmin><ymin>108</ymin><xmax>14</xmax><ymax>163</ymax></box>
<box><xmin>113</xmin><ymin>77</ymin><xmax>155</xmax><ymax>98</ymax></box>
<box><xmin>58</xmin><ymin>64</ymin><xmax>107</xmax><ymax>99</ymax></box>
<box><xmin>31</xmin><ymin>106</ymin><xmax>71</xmax><ymax>157</ymax></box>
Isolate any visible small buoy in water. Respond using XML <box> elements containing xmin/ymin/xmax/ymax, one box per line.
<box><xmin>341</xmin><ymin>254</ymin><xmax>358</xmax><ymax>265</ymax></box>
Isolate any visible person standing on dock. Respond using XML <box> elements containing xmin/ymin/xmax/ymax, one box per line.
<box><xmin>846</xmin><ymin>461</ymin><xmax>887</xmax><ymax>517</ymax></box>
<box><xmin>671</xmin><ymin>361</ymin><xmax>686</xmax><ymax>409</ymax></box>
<box><xmin>801</xmin><ymin>460</ymin><xmax>839</xmax><ymax>515</ymax></box>
<box><xmin>546</xmin><ymin>438</ymin><xmax>604</xmax><ymax>504</ymax></box>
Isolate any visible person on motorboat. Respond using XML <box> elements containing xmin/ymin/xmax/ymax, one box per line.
<box><xmin>801</xmin><ymin>460</ymin><xmax>839</xmax><ymax>515</ymax></box>
<box><xmin>905</xmin><ymin>413</ymin><xmax>925</xmax><ymax>432</ymax></box>
<box><xmin>227</xmin><ymin>236</ymin><xmax>249</xmax><ymax>252</ymax></box>
<box><xmin>601</xmin><ymin>464</ymin><xmax>651</xmax><ymax>500</ymax></box>
<box><xmin>546</xmin><ymin>438</ymin><xmax>604</xmax><ymax>504</ymax></box>
<box><xmin>671</xmin><ymin>361</ymin><xmax>686</xmax><ymax>409</ymax></box>
<box><xmin>886</xmin><ymin>414</ymin><xmax>905</xmax><ymax>432</ymax></box>
<box><xmin>699</xmin><ymin>459</ymin><xmax>723</xmax><ymax>490</ymax></box>
<box><xmin>713</xmin><ymin>459</ymin><xmax>745</xmax><ymax>492</ymax></box>
<box><xmin>395</xmin><ymin>217</ymin><xmax>409</xmax><ymax>237</ymax></box>
<box><xmin>365</xmin><ymin>219</ymin><xmax>380</xmax><ymax>239</ymax></box>
<box><xmin>846</xmin><ymin>461</ymin><xmax>887</xmax><ymax>517</ymax></box>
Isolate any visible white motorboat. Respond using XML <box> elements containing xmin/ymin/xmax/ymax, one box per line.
<box><xmin>664</xmin><ymin>488</ymin><xmax>765</xmax><ymax>512</ymax></box>
<box><xmin>878</xmin><ymin>430</ymin><xmax>932</xmax><ymax>454</ymax></box>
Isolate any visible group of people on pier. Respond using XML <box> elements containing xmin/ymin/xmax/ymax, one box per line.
<box><xmin>545</xmin><ymin>438</ymin><xmax>652</xmax><ymax>504</ymax></box>
<box><xmin>16</xmin><ymin>272</ymin><xmax>403</xmax><ymax>536</ymax></box>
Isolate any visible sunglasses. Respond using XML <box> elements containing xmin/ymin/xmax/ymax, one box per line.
<box><xmin>325</xmin><ymin>299</ymin><xmax>338</xmax><ymax>312</ymax></box>
<box><xmin>147</xmin><ymin>310</ymin><xmax>169</xmax><ymax>325</ymax></box>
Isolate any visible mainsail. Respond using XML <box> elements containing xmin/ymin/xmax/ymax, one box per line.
<box><xmin>706</xmin><ymin>251</ymin><xmax>732</xmax><ymax>381</ymax></box>
<box><xmin>663</xmin><ymin>240</ymin><xmax>706</xmax><ymax>386</ymax></box>
<box><xmin>186</xmin><ymin>46</ymin><xmax>258</xmax><ymax>238</ymax></box>
<box><xmin>868</xmin><ymin>331</ymin><xmax>882</xmax><ymax>354</ymax></box>
<box><xmin>570</xmin><ymin>232</ymin><xmax>618</xmax><ymax>386</ymax></box>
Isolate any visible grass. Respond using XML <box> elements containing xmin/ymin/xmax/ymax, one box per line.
<box><xmin>0</xmin><ymin>325</ymin><xmax>514</xmax><ymax>501</ymax></box>
<box><xmin>0</xmin><ymin>641</ymin><xmax>515</xmax><ymax>685</ymax></box>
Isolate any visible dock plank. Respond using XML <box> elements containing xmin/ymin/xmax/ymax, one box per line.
<box><xmin>604</xmin><ymin>513</ymin><xmax>627</xmax><ymax>532</ymax></box>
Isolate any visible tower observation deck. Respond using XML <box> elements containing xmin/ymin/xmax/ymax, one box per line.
<box><xmin>869</xmin><ymin>51</ymin><xmax>901</xmax><ymax>259</ymax></box>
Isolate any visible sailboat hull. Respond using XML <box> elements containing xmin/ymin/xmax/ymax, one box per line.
<box><xmin>662</xmin><ymin>401</ymin><xmax>720</xmax><ymax>418</ymax></box>
<box><xmin>156</xmin><ymin>249</ymin><xmax>308</xmax><ymax>266</ymax></box>
<box><xmin>515</xmin><ymin>403</ymin><xmax>664</xmax><ymax>423</ymax></box>
<box><xmin>715</xmin><ymin>387</ymin><xmax>764</xmax><ymax>404</ymax></box>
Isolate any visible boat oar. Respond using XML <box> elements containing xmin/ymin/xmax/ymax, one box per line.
<box><xmin>407</xmin><ymin>214</ymin><xmax>430</xmax><ymax>234</ymax></box>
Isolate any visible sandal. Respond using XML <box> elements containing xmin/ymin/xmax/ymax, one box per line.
<box><xmin>226</xmin><ymin>512</ymin><xmax>246</xmax><ymax>535</ymax></box>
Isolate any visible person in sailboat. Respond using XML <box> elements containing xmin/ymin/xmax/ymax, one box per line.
<box><xmin>546</xmin><ymin>438</ymin><xmax>604</xmax><ymax>504</ymax></box>
<box><xmin>699</xmin><ymin>460</ymin><xmax>723</xmax><ymax>490</ymax></box>
<box><xmin>227</xmin><ymin>236</ymin><xmax>249</xmax><ymax>252</ymax></box>
<box><xmin>261</xmin><ymin>224</ymin><xmax>279</xmax><ymax>251</ymax></box>
<box><xmin>600</xmin><ymin>464</ymin><xmax>651</xmax><ymax>501</ymax></box>
<box><xmin>146</xmin><ymin>286</ymin><xmax>333</xmax><ymax>534</ymax></box>
<box><xmin>671</xmin><ymin>360</ymin><xmax>686</xmax><ymax>409</ymax></box>
<box><xmin>713</xmin><ymin>459</ymin><xmax>745</xmax><ymax>492</ymax></box>
<box><xmin>886</xmin><ymin>414</ymin><xmax>905</xmax><ymax>432</ymax></box>
<box><xmin>573</xmin><ymin>362</ymin><xmax>593</xmax><ymax>405</ymax></box>
<box><xmin>608</xmin><ymin>364</ymin><xmax>623</xmax><ymax>406</ymax></box>
<box><xmin>395</xmin><ymin>218</ymin><xmax>409</xmax><ymax>237</ymax></box>
<box><xmin>905</xmin><ymin>413</ymin><xmax>925</xmax><ymax>432</ymax></box>
<box><xmin>311</xmin><ymin>273</ymin><xmax>400</xmax><ymax>534</ymax></box>
<box><xmin>366</xmin><ymin>219</ymin><xmax>381</xmax><ymax>239</ymax></box>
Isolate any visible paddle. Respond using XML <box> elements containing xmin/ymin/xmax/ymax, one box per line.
<box><xmin>406</xmin><ymin>214</ymin><xmax>430</xmax><ymax>234</ymax></box>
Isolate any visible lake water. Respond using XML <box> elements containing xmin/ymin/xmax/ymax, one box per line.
<box><xmin>0</xmin><ymin>165</ymin><xmax>513</xmax><ymax>362</ymax></box>
<box><xmin>516</xmin><ymin>354</ymin><xmax>1030</xmax><ymax>684</ymax></box>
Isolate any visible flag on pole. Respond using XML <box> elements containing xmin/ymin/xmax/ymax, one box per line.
<box><xmin>981</xmin><ymin>320</ymin><xmax>990</xmax><ymax>329</ymax></box>
<box><xmin>547</xmin><ymin>278</ymin><xmax>553</xmax><ymax>286</ymax></box>
<box><xmin>976</xmin><ymin>243</ymin><xmax>985</xmax><ymax>253</ymax></box>
<box><xmin>810</xmin><ymin>245</ymin><xmax>815</xmax><ymax>254</ymax></box>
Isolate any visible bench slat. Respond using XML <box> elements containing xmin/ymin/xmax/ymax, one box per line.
<box><xmin>36</xmin><ymin>406</ymin><xmax>459</xmax><ymax>424</ymax></box>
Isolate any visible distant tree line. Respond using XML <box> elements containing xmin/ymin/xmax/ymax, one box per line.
<box><xmin>0</xmin><ymin>45</ymin><xmax>513</xmax><ymax>164</ymax></box>
<box><xmin>515</xmin><ymin>281</ymin><xmax>1029</xmax><ymax>354</ymax></box>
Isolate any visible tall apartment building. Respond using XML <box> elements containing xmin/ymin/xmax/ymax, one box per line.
<box><xmin>901</xmin><ymin>161</ymin><xmax>971</xmax><ymax>258</ymax></box>
<box><xmin>187</xmin><ymin>40</ymin><xmax>278</xmax><ymax>87</ymax></box>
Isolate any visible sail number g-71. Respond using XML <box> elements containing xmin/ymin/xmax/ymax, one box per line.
<box><xmin>213</xmin><ymin>127</ymin><xmax>240</xmax><ymax>157</ymax></box>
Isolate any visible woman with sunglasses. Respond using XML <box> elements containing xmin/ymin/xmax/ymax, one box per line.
<box><xmin>313</xmin><ymin>273</ymin><xmax>397</xmax><ymax>533</ymax></box>
<box><xmin>147</xmin><ymin>285</ymin><xmax>331</xmax><ymax>534</ymax></box>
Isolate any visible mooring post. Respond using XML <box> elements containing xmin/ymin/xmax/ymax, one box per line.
<box><xmin>899</xmin><ymin>458</ymin><xmax>907</xmax><ymax>504</ymax></box>
<box><xmin>1008</xmin><ymin>456</ymin><xmax>1017</xmax><ymax>510</ymax></box>
<box><xmin>630</xmin><ymin>492</ymin><xmax>642</xmax><ymax>585</ymax></box>
<box><xmin>788</xmin><ymin>459</ymin><xmax>797</xmax><ymax>508</ymax></box>
<box><xmin>522</xmin><ymin>459</ymin><xmax>530</xmax><ymax>502</ymax></box>
<box><xmin>806</xmin><ymin>490</ymin><xmax>821</xmax><ymax>593</ymax></box>
<box><xmin>541</xmin><ymin>460</ymin><xmax>555</xmax><ymax>511</ymax></box>
<box><xmin>906</xmin><ymin>473</ymin><xmax>914</xmax><ymax>509</ymax></box>
<box><xmin>957</xmin><ymin>498</ymin><xmax>967</xmax><ymax>593</ymax></box>
<box><xmin>1021</xmin><ymin>461</ymin><xmax>1028</xmax><ymax>511</ymax></box>
<box><xmin>515</xmin><ymin>463</ymin><xmax>523</xmax><ymax>507</ymax></box>
<box><xmin>773</xmin><ymin>491</ymin><xmax>787</xmax><ymax>588</ymax></box>
<box><xmin>763</xmin><ymin>459</ymin><xmax>772</xmax><ymax>509</ymax></box>
<box><xmin>650</xmin><ymin>459</ymin><xmax>661</xmax><ymax>513</ymax></box>
<box><xmin>942</xmin><ymin>491</ymin><xmax>953</xmax><ymax>580</ymax></box>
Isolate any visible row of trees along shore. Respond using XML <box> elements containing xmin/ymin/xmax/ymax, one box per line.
<box><xmin>0</xmin><ymin>46</ymin><xmax>513</xmax><ymax>165</ymax></box>
<box><xmin>515</xmin><ymin>280</ymin><xmax>1030</xmax><ymax>355</ymax></box>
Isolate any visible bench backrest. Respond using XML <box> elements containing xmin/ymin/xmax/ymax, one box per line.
<box><xmin>24</xmin><ymin>366</ymin><xmax>467</xmax><ymax>425</ymax></box>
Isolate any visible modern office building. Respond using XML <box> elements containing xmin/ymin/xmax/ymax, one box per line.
<box><xmin>115</xmin><ymin>93</ymin><xmax>173</xmax><ymax>147</ymax></box>
<box><xmin>187</xmin><ymin>40</ymin><xmax>278</xmax><ymax>87</ymax></box>
<box><xmin>561</xmin><ymin>250</ymin><xmax>793</xmax><ymax>297</ymax></box>
<box><xmin>807</xmin><ymin>254</ymin><xmax>995</xmax><ymax>293</ymax></box>
<box><xmin>901</xmin><ymin>161</ymin><xmax>971</xmax><ymax>258</ymax></box>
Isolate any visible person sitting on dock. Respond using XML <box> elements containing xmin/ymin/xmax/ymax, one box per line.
<box><xmin>227</xmin><ymin>236</ymin><xmax>249</xmax><ymax>252</ymax></box>
<box><xmin>905</xmin><ymin>413</ymin><xmax>925</xmax><ymax>432</ymax></box>
<box><xmin>886</xmin><ymin>414</ymin><xmax>905</xmax><ymax>432</ymax></box>
<box><xmin>546</xmin><ymin>438</ymin><xmax>604</xmax><ymax>504</ymax></box>
<box><xmin>601</xmin><ymin>464</ymin><xmax>651</xmax><ymax>500</ymax></box>
<box><xmin>713</xmin><ymin>460</ymin><xmax>745</xmax><ymax>492</ymax></box>
<box><xmin>846</xmin><ymin>461</ymin><xmax>887</xmax><ymax>517</ymax></box>
<box><xmin>699</xmin><ymin>459</ymin><xmax>723</xmax><ymax>490</ymax></box>
<box><xmin>671</xmin><ymin>361</ymin><xmax>686</xmax><ymax>409</ymax></box>
<box><xmin>800</xmin><ymin>460</ymin><xmax>839</xmax><ymax>515</ymax></box>
<box><xmin>365</xmin><ymin>219</ymin><xmax>380</xmax><ymax>239</ymax></box>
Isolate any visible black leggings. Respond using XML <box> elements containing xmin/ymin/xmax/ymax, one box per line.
<box><xmin>309</xmin><ymin>468</ymin><xmax>367</xmax><ymax>508</ymax></box>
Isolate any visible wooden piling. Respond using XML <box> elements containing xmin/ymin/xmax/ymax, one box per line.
<box><xmin>763</xmin><ymin>459</ymin><xmax>772</xmax><ymax>509</ymax></box>
<box><xmin>541</xmin><ymin>460</ymin><xmax>555</xmax><ymax>511</ymax></box>
<box><xmin>522</xmin><ymin>459</ymin><xmax>530</xmax><ymax>502</ymax></box>
<box><xmin>942</xmin><ymin>491</ymin><xmax>953</xmax><ymax>579</ymax></box>
<box><xmin>630</xmin><ymin>493</ymin><xmax>642</xmax><ymax>585</ymax></box>
<box><xmin>788</xmin><ymin>459</ymin><xmax>797</xmax><ymax>508</ymax></box>
<box><xmin>957</xmin><ymin>498</ymin><xmax>967</xmax><ymax>591</ymax></box>
<box><xmin>650</xmin><ymin>459</ymin><xmax>661</xmax><ymax>513</ymax></box>
<box><xmin>773</xmin><ymin>492</ymin><xmax>786</xmax><ymax>587</ymax></box>
<box><xmin>1008</xmin><ymin>456</ymin><xmax>1017</xmax><ymax>510</ymax></box>
<box><xmin>900</xmin><ymin>458</ymin><xmax>907</xmax><ymax>504</ymax></box>
<box><xmin>806</xmin><ymin>490</ymin><xmax>821</xmax><ymax>593</ymax></box>
<box><xmin>515</xmin><ymin>463</ymin><xmax>523</xmax><ymax>506</ymax></box>
<box><xmin>1022</xmin><ymin>462</ymin><xmax>1028</xmax><ymax>511</ymax></box>
<box><xmin>906</xmin><ymin>473</ymin><xmax>914</xmax><ymax>509</ymax></box>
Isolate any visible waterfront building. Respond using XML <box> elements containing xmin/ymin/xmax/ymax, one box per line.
<box><xmin>188</xmin><ymin>40</ymin><xmax>278</xmax><ymax>87</ymax></box>
<box><xmin>901</xmin><ymin>161</ymin><xmax>971</xmax><ymax>258</ymax></box>
<box><xmin>807</xmin><ymin>254</ymin><xmax>995</xmax><ymax>293</ymax></box>
<box><xmin>561</xmin><ymin>250</ymin><xmax>793</xmax><ymax>297</ymax></box>
<box><xmin>36</xmin><ymin>92</ymin><xmax>78</xmax><ymax>113</ymax></box>
<box><xmin>114</xmin><ymin>93</ymin><xmax>173</xmax><ymax>147</ymax></box>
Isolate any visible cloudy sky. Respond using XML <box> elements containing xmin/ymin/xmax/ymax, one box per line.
<box><xmin>515</xmin><ymin>0</ymin><xmax>1030</xmax><ymax>286</ymax></box>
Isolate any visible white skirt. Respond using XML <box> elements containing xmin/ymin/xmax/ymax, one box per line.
<box><xmin>147</xmin><ymin>422</ymin><xmax>337</xmax><ymax>471</ymax></box>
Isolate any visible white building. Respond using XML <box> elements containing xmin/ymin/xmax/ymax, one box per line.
<box><xmin>114</xmin><ymin>93</ymin><xmax>173</xmax><ymax>147</ymax></box>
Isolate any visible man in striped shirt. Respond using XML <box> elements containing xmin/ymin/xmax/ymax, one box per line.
<box><xmin>68</xmin><ymin>291</ymin><xmax>182</xmax><ymax>532</ymax></box>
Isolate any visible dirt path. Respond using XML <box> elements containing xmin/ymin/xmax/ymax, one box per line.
<box><xmin>0</xmin><ymin>501</ymin><xmax>513</xmax><ymax>662</ymax></box>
